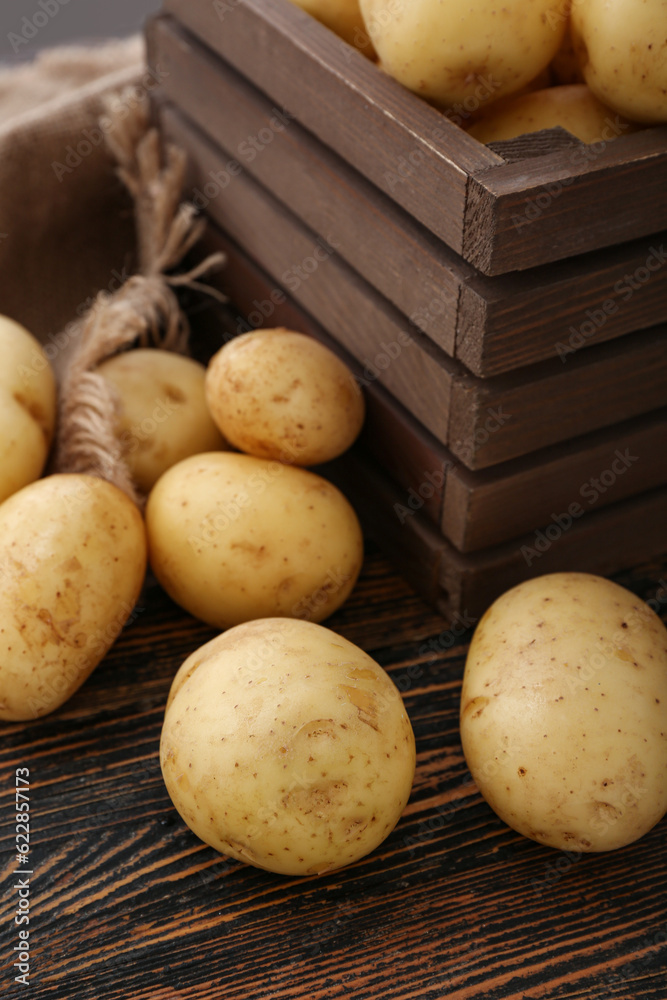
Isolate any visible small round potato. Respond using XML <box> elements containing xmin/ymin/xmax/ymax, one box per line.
<box><xmin>468</xmin><ymin>85</ymin><xmax>634</xmax><ymax>145</ymax></box>
<box><xmin>146</xmin><ymin>452</ymin><xmax>364</xmax><ymax>628</ymax></box>
<box><xmin>160</xmin><ymin>618</ymin><xmax>416</xmax><ymax>875</ymax></box>
<box><xmin>460</xmin><ymin>573</ymin><xmax>667</xmax><ymax>852</ymax></box>
<box><xmin>97</xmin><ymin>349</ymin><xmax>226</xmax><ymax>493</ymax></box>
<box><xmin>571</xmin><ymin>0</ymin><xmax>667</xmax><ymax>124</ymax></box>
<box><xmin>0</xmin><ymin>314</ymin><xmax>57</xmax><ymax>504</ymax></box>
<box><xmin>359</xmin><ymin>0</ymin><xmax>568</xmax><ymax>108</ymax></box>
<box><xmin>0</xmin><ymin>474</ymin><xmax>146</xmax><ymax>720</ymax></box>
<box><xmin>205</xmin><ymin>329</ymin><xmax>365</xmax><ymax>466</ymax></box>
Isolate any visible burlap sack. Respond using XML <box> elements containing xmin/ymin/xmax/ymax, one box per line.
<box><xmin>0</xmin><ymin>37</ymin><xmax>146</xmax><ymax>353</ymax></box>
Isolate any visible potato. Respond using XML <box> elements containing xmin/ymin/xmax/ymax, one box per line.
<box><xmin>97</xmin><ymin>349</ymin><xmax>226</xmax><ymax>493</ymax></box>
<box><xmin>288</xmin><ymin>0</ymin><xmax>371</xmax><ymax>53</ymax></box>
<box><xmin>460</xmin><ymin>572</ymin><xmax>667</xmax><ymax>852</ymax></box>
<box><xmin>571</xmin><ymin>0</ymin><xmax>667</xmax><ymax>124</ymax></box>
<box><xmin>0</xmin><ymin>474</ymin><xmax>146</xmax><ymax>720</ymax></box>
<box><xmin>0</xmin><ymin>314</ymin><xmax>57</xmax><ymax>504</ymax></box>
<box><xmin>160</xmin><ymin>617</ymin><xmax>416</xmax><ymax>875</ymax></box>
<box><xmin>205</xmin><ymin>329</ymin><xmax>364</xmax><ymax>467</ymax></box>
<box><xmin>146</xmin><ymin>452</ymin><xmax>364</xmax><ymax>628</ymax></box>
<box><xmin>468</xmin><ymin>85</ymin><xmax>635</xmax><ymax>145</ymax></box>
<box><xmin>358</xmin><ymin>0</ymin><xmax>568</xmax><ymax>108</ymax></box>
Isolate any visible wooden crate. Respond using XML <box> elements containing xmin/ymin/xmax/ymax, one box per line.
<box><xmin>148</xmin><ymin>15</ymin><xmax>667</xmax><ymax>376</ymax></box>
<box><xmin>147</xmin><ymin>0</ymin><xmax>667</xmax><ymax>614</ymax></box>
<box><xmin>186</xmin><ymin>224</ymin><xmax>667</xmax><ymax>617</ymax></box>
<box><xmin>156</xmin><ymin>101</ymin><xmax>667</xmax><ymax>474</ymax></box>
<box><xmin>192</xmin><ymin>218</ymin><xmax>667</xmax><ymax>555</ymax></box>
<box><xmin>157</xmin><ymin>0</ymin><xmax>667</xmax><ymax>276</ymax></box>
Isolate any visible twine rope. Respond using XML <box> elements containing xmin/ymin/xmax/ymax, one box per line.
<box><xmin>54</xmin><ymin>92</ymin><xmax>225</xmax><ymax>504</ymax></box>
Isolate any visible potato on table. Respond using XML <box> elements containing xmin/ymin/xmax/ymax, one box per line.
<box><xmin>460</xmin><ymin>572</ymin><xmax>667</xmax><ymax>852</ymax></box>
<box><xmin>146</xmin><ymin>451</ymin><xmax>364</xmax><ymax>628</ymax></box>
<box><xmin>98</xmin><ymin>348</ymin><xmax>226</xmax><ymax>493</ymax></box>
<box><xmin>0</xmin><ymin>314</ymin><xmax>57</xmax><ymax>504</ymax></box>
<box><xmin>160</xmin><ymin>618</ymin><xmax>416</xmax><ymax>876</ymax></box>
<box><xmin>205</xmin><ymin>328</ymin><xmax>365</xmax><ymax>467</ymax></box>
<box><xmin>0</xmin><ymin>474</ymin><xmax>146</xmax><ymax>720</ymax></box>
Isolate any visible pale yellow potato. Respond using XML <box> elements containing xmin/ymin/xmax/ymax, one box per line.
<box><xmin>288</xmin><ymin>0</ymin><xmax>372</xmax><ymax>53</ymax></box>
<box><xmin>571</xmin><ymin>0</ymin><xmax>667</xmax><ymax>124</ymax></box>
<box><xmin>205</xmin><ymin>329</ymin><xmax>364</xmax><ymax>467</ymax></box>
<box><xmin>468</xmin><ymin>85</ymin><xmax>635</xmax><ymax>145</ymax></box>
<box><xmin>146</xmin><ymin>452</ymin><xmax>364</xmax><ymax>628</ymax></box>
<box><xmin>460</xmin><ymin>572</ymin><xmax>667</xmax><ymax>852</ymax></box>
<box><xmin>0</xmin><ymin>474</ymin><xmax>146</xmax><ymax>720</ymax></box>
<box><xmin>97</xmin><ymin>349</ymin><xmax>226</xmax><ymax>494</ymax></box>
<box><xmin>358</xmin><ymin>0</ymin><xmax>568</xmax><ymax>107</ymax></box>
<box><xmin>0</xmin><ymin>314</ymin><xmax>57</xmax><ymax>504</ymax></box>
<box><xmin>160</xmin><ymin>617</ymin><xmax>416</xmax><ymax>875</ymax></box>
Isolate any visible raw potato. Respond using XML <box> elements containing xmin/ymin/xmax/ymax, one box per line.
<box><xmin>160</xmin><ymin>617</ymin><xmax>416</xmax><ymax>875</ymax></box>
<box><xmin>0</xmin><ymin>314</ymin><xmax>57</xmax><ymax>504</ymax></box>
<box><xmin>460</xmin><ymin>573</ymin><xmax>667</xmax><ymax>852</ymax></box>
<box><xmin>98</xmin><ymin>349</ymin><xmax>226</xmax><ymax>493</ymax></box>
<box><xmin>0</xmin><ymin>474</ymin><xmax>146</xmax><ymax>720</ymax></box>
<box><xmin>571</xmin><ymin>0</ymin><xmax>667</xmax><ymax>124</ymax></box>
<box><xmin>288</xmin><ymin>0</ymin><xmax>371</xmax><ymax>53</ymax></box>
<box><xmin>468</xmin><ymin>85</ymin><xmax>634</xmax><ymax>145</ymax></box>
<box><xmin>358</xmin><ymin>0</ymin><xmax>568</xmax><ymax>108</ymax></box>
<box><xmin>146</xmin><ymin>452</ymin><xmax>364</xmax><ymax>628</ymax></box>
<box><xmin>205</xmin><ymin>329</ymin><xmax>365</xmax><ymax>466</ymax></box>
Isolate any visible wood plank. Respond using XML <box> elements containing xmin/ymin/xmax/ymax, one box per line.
<box><xmin>188</xmin><ymin>226</ymin><xmax>667</xmax><ymax>555</ymax></box>
<box><xmin>467</xmin><ymin>128</ymin><xmax>667</xmax><ymax>274</ymax></box>
<box><xmin>156</xmin><ymin>2</ymin><xmax>500</xmax><ymax>257</ymax></box>
<box><xmin>329</xmin><ymin>449</ymin><xmax>667</xmax><ymax>619</ymax></box>
<box><xmin>2</xmin><ymin>548</ymin><xmax>665</xmax><ymax>1000</ymax></box>
<box><xmin>158</xmin><ymin>3</ymin><xmax>667</xmax><ymax>275</ymax></box>
<box><xmin>147</xmin><ymin>16</ymin><xmax>667</xmax><ymax>376</ymax></box>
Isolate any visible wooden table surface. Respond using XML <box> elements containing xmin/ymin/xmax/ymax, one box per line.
<box><xmin>2</xmin><ymin>546</ymin><xmax>666</xmax><ymax>1000</ymax></box>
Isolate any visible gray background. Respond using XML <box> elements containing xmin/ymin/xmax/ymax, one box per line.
<box><xmin>0</xmin><ymin>0</ymin><xmax>162</xmax><ymax>62</ymax></box>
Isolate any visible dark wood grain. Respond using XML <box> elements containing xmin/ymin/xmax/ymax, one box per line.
<box><xmin>147</xmin><ymin>16</ymin><xmax>667</xmax><ymax>376</ymax></box>
<box><xmin>160</xmin><ymin>0</ymin><xmax>667</xmax><ymax>275</ymax></box>
<box><xmin>187</xmin><ymin>223</ymin><xmax>667</xmax><ymax>555</ymax></box>
<box><xmin>328</xmin><ymin>448</ymin><xmax>667</xmax><ymax>618</ymax></box>
<box><xmin>1</xmin><ymin>553</ymin><xmax>665</xmax><ymax>1000</ymax></box>
<box><xmin>159</xmin><ymin>0</ymin><xmax>499</xmax><ymax>258</ymax></box>
<box><xmin>163</xmin><ymin>122</ymin><xmax>667</xmax><ymax>470</ymax></box>
<box><xmin>467</xmin><ymin>128</ymin><xmax>667</xmax><ymax>274</ymax></box>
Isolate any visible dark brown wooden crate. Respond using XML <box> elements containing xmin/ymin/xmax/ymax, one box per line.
<box><xmin>147</xmin><ymin>15</ymin><xmax>667</xmax><ymax>377</ymax></box>
<box><xmin>159</xmin><ymin>0</ymin><xmax>667</xmax><ymax>276</ymax></box>
<box><xmin>326</xmin><ymin>450</ymin><xmax>667</xmax><ymax>619</ymax></box>
<box><xmin>190</xmin><ymin>218</ymin><xmax>667</xmax><ymax>556</ymax></box>
<box><xmin>158</xmin><ymin>98</ymin><xmax>667</xmax><ymax>473</ymax></box>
